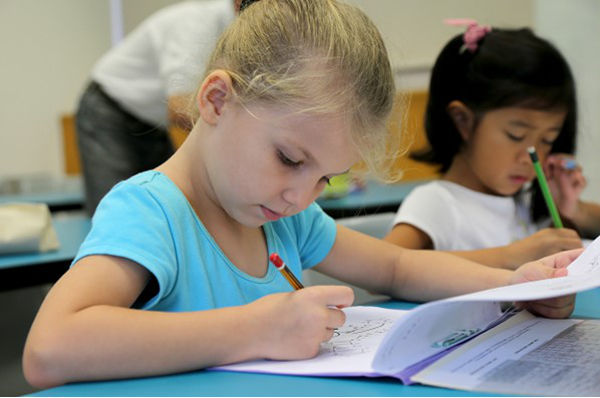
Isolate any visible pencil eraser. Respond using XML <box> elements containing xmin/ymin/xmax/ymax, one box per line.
<box><xmin>269</xmin><ymin>253</ymin><xmax>284</xmax><ymax>269</ymax></box>
<box><xmin>527</xmin><ymin>146</ymin><xmax>538</xmax><ymax>162</ymax></box>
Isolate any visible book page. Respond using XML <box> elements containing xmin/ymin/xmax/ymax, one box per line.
<box><xmin>372</xmin><ymin>235</ymin><xmax>600</xmax><ymax>377</ymax></box>
<box><xmin>567</xmin><ymin>236</ymin><xmax>600</xmax><ymax>275</ymax></box>
<box><xmin>371</xmin><ymin>300</ymin><xmax>506</xmax><ymax>376</ymax></box>
<box><xmin>212</xmin><ymin>306</ymin><xmax>405</xmax><ymax>377</ymax></box>
<box><xmin>412</xmin><ymin>311</ymin><xmax>600</xmax><ymax>396</ymax></box>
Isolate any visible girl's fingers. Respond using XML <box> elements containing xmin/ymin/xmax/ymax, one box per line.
<box><xmin>326</xmin><ymin>306</ymin><xmax>347</xmax><ymax>329</ymax></box>
<box><xmin>323</xmin><ymin>327</ymin><xmax>336</xmax><ymax>342</ymax></box>
<box><xmin>520</xmin><ymin>294</ymin><xmax>575</xmax><ymax>318</ymax></box>
<box><xmin>547</xmin><ymin>248</ymin><xmax>583</xmax><ymax>269</ymax></box>
<box><xmin>298</xmin><ymin>285</ymin><xmax>355</xmax><ymax>310</ymax></box>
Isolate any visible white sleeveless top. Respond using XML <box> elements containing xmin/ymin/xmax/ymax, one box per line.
<box><xmin>393</xmin><ymin>180</ymin><xmax>549</xmax><ymax>250</ymax></box>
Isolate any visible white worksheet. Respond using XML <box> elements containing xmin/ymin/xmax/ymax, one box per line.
<box><xmin>413</xmin><ymin>311</ymin><xmax>600</xmax><ymax>396</ymax></box>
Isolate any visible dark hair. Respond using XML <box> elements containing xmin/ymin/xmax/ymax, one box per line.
<box><xmin>239</xmin><ymin>0</ymin><xmax>259</xmax><ymax>12</ymax></box>
<box><xmin>414</xmin><ymin>27</ymin><xmax>577</xmax><ymax>222</ymax></box>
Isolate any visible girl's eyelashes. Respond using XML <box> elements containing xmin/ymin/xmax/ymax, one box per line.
<box><xmin>277</xmin><ymin>149</ymin><xmax>302</xmax><ymax>168</ymax></box>
<box><xmin>541</xmin><ymin>138</ymin><xmax>555</xmax><ymax>146</ymax></box>
<box><xmin>277</xmin><ymin>149</ymin><xmax>331</xmax><ymax>185</ymax></box>
<box><xmin>277</xmin><ymin>149</ymin><xmax>333</xmax><ymax>185</ymax></box>
<box><xmin>505</xmin><ymin>131</ymin><xmax>525</xmax><ymax>142</ymax></box>
<box><xmin>504</xmin><ymin>129</ymin><xmax>557</xmax><ymax>146</ymax></box>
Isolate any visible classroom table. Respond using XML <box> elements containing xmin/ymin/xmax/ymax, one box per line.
<box><xmin>0</xmin><ymin>214</ymin><xmax>91</xmax><ymax>291</ymax></box>
<box><xmin>28</xmin><ymin>288</ymin><xmax>600</xmax><ymax>397</ymax></box>
<box><xmin>316</xmin><ymin>179</ymin><xmax>429</xmax><ymax>218</ymax></box>
<box><xmin>0</xmin><ymin>174</ymin><xmax>84</xmax><ymax>212</ymax></box>
<box><xmin>0</xmin><ymin>178</ymin><xmax>420</xmax><ymax>290</ymax></box>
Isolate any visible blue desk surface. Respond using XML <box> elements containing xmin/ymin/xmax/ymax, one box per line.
<box><xmin>316</xmin><ymin>179</ymin><xmax>428</xmax><ymax>211</ymax></box>
<box><xmin>29</xmin><ymin>289</ymin><xmax>600</xmax><ymax>397</ymax></box>
<box><xmin>0</xmin><ymin>215</ymin><xmax>91</xmax><ymax>271</ymax></box>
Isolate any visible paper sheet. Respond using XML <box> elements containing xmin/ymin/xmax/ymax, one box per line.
<box><xmin>213</xmin><ymin>306</ymin><xmax>406</xmax><ymax>377</ymax></box>
<box><xmin>412</xmin><ymin>311</ymin><xmax>600</xmax><ymax>396</ymax></box>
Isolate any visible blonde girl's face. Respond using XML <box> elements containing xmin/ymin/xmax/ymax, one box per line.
<box><xmin>203</xmin><ymin>102</ymin><xmax>359</xmax><ymax>227</ymax></box>
<box><xmin>460</xmin><ymin>107</ymin><xmax>566</xmax><ymax>196</ymax></box>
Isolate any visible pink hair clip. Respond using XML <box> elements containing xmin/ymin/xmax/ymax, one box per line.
<box><xmin>445</xmin><ymin>18</ymin><xmax>491</xmax><ymax>53</ymax></box>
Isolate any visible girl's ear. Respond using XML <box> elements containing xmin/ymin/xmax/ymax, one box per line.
<box><xmin>447</xmin><ymin>100</ymin><xmax>475</xmax><ymax>141</ymax></box>
<box><xmin>197</xmin><ymin>70</ymin><xmax>234</xmax><ymax>125</ymax></box>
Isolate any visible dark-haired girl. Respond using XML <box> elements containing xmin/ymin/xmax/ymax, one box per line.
<box><xmin>386</xmin><ymin>22</ymin><xmax>600</xmax><ymax>269</ymax></box>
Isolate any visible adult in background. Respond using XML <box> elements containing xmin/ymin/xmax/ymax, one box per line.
<box><xmin>76</xmin><ymin>0</ymin><xmax>239</xmax><ymax>215</ymax></box>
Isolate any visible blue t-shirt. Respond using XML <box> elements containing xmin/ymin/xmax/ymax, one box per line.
<box><xmin>73</xmin><ymin>171</ymin><xmax>337</xmax><ymax>312</ymax></box>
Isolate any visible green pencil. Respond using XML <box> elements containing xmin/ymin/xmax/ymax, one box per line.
<box><xmin>527</xmin><ymin>146</ymin><xmax>563</xmax><ymax>228</ymax></box>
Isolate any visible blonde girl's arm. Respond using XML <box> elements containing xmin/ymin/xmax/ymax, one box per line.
<box><xmin>315</xmin><ymin>225</ymin><xmax>513</xmax><ymax>302</ymax></box>
<box><xmin>23</xmin><ymin>255</ymin><xmax>352</xmax><ymax>388</ymax></box>
<box><xmin>315</xmin><ymin>225</ymin><xmax>575</xmax><ymax>314</ymax></box>
<box><xmin>23</xmin><ymin>256</ymin><xmax>260</xmax><ymax>387</ymax></box>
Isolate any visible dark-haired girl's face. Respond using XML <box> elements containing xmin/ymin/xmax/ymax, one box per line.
<box><xmin>455</xmin><ymin>107</ymin><xmax>567</xmax><ymax>196</ymax></box>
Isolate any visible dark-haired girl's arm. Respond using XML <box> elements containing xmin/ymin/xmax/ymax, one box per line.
<box><xmin>384</xmin><ymin>221</ymin><xmax>582</xmax><ymax>270</ymax></box>
<box><xmin>383</xmin><ymin>223</ymin><xmax>433</xmax><ymax>250</ymax></box>
<box><xmin>446</xmin><ymin>228</ymin><xmax>582</xmax><ymax>270</ymax></box>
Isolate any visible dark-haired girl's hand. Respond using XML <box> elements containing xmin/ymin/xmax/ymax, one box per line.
<box><xmin>544</xmin><ymin>154</ymin><xmax>587</xmax><ymax>219</ymax></box>
<box><xmin>545</xmin><ymin>154</ymin><xmax>600</xmax><ymax>237</ymax></box>
<box><xmin>506</xmin><ymin>227</ymin><xmax>582</xmax><ymax>268</ymax></box>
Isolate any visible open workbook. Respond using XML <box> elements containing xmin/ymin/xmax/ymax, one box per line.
<box><xmin>214</xmin><ymin>236</ymin><xmax>600</xmax><ymax>396</ymax></box>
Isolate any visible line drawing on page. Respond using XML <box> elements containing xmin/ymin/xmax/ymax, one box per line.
<box><xmin>320</xmin><ymin>318</ymin><xmax>395</xmax><ymax>356</ymax></box>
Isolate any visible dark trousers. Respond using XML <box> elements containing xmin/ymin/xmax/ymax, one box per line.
<box><xmin>75</xmin><ymin>82</ymin><xmax>174</xmax><ymax>215</ymax></box>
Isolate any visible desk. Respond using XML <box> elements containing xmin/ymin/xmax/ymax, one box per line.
<box><xmin>316</xmin><ymin>179</ymin><xmax>429</xmax><ymax>218</ymax></box>
<box><xmin>29</xmin><ymin>289</ymin><xmax>600</xmax><ymax>397</ymax></box>
<box><xmin>0</xmin><ymin>214</ymin><xmax>91</xmax><ymax>290</ymax></box>
<box><xmin>0</xmin><ymin>175</ymin><xmax>84</xmax><ymax>212</ymax></box>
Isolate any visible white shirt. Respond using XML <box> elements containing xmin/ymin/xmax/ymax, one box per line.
<box><xmin>92</xmin><ymin>0</ymin><xmax>235</xmax><ymax>126</ymax></box>
<box><xmin>393</xmin><ymin>180</ymin><xmax>547</xmax><ymax>250</ymax></box>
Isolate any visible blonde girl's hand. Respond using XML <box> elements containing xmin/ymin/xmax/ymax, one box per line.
<box><xmin>510</xmin><ymin>248</ymin><xmax>583</xmax><ymax>318</ymax></box>
<box><xmin>247</xmin><ymin>285</ymin><xmax>354</xmax><ymax>360</ymax></box>
<box><xmin>506</xmin><ymin>227</ymin><xmax>582</xmax><ymax>268</ymax></box>
<box><xmin>544</xmin><ymin>154</ymin><xmax>587</xmax><ymax>219</ymax></box>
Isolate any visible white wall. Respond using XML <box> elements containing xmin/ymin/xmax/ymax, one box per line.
<box><xmin>534</xmin><ymin>0</ymin><xmax>600</xmax><ymax>201</ymax></box>
<box><xmin>0</xmin><ymin>1</ymin><xmax>110</xmax><ymax>177</ymax></box>
<box><xmin>4</xmin><ymin>0</ymin><xmax>597</xmax><ymax>197</ymax></box>
<box><xmin>350</xmin><ymin>0</ymin><xmax>533</xmax><ymax>68</ymax></box>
